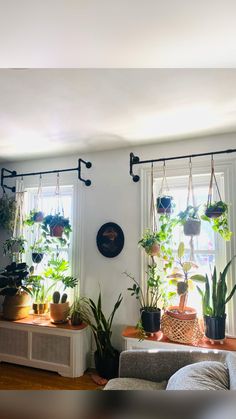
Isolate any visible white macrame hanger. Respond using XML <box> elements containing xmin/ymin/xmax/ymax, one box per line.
<box><xmin>13</xmin><ymin>177</ymin><xmax>25</xmax><ymax>238</ymax></box>
<box><xmin>150</xmin><ymin>162</ymin><xmax>157</xmax><ymax>232</ymax></box>
<box><xmin>159</xmin><ymin>160</ymin><xmax>170</xmax><ymax>196</ymax></box>
<box><xmin>187</xmin><ymin>158</ymin><xmax>196</xmax><ymax>261</ymax></box>
<box><xmin>36</xmin><ymin>174</ymin><xmax>43</xmax><ymax>211</ymax></box>
<box><xmin>54</xmin><ymin>172</ymin><xmax>64</xmax><ymax>215</ymax></box>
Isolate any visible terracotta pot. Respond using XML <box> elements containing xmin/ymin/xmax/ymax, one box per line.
<box><xmin>147</xmin><ymin>243</ymin><xmax>160</xmax><ymax>257</ymax></box>
<box><xmin>32</xmin><ymin>302</ymin><xmax>48</xmax><ymax>315</ymax></box>
<box><xmin>3</xmin><ymin>292</ymin><xmax>31</xmax><ymax>320</ymax></box>
<box><xmin>166</xmin><ymin>306</ymin><xmax>197</xmax><ymax>321</ymax></box>
<box><xmin>50</xmin><ymin>225</ymin><xmax>64</xmax><ymax>238</ymax></box>
<box><xmin>50</xmin><ymin>302</ymin><xmax>69</xmax><ymax>323</ymax></box>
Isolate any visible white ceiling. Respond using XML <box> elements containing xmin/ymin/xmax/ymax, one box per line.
<box><xmin>0</xmin><ymin>69</ymin><xmax>236</xmax><ymax>161</ymax></box>
<box><xmin>0</xmin><ymin>0</ymin><xmax>236</xmax><ymax>68</ymax></box>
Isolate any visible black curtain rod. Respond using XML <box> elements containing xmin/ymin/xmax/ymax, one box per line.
<box><xmin>1</xmin><ymin>158</ymin><xmax>92</xmax><ymax>193</ymax></box>
<box><xmin>129</xmin><ymin>148</ymin><xmax>236</xmax><ymax>182</ymax></box>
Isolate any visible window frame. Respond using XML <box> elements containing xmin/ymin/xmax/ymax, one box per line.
<box><xmin>140</xmin><ymin>157</ymin><xmax>236</xmax><ymax>337</ymax></box>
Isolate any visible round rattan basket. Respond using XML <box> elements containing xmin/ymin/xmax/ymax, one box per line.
<box><xmin>161</xmin><ymin>312</ymin><xmax>203</xmax><ymax>345</ymax></box>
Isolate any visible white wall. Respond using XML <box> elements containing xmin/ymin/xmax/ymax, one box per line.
<box><xmin>1</xmin><ymin>132</ymin><xmax>236</xmax><ymax>349</ymax></box>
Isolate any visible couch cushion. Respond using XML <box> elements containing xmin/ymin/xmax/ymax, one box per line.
<box><xmin>104</xmin><ymin>377</ymin><xmax>167</xmax><ymax>390</ymax></box>
<box><xmin>166</xmin><ymin>361</ymin><xmax>229</xmax><ymax>391</ymax></box>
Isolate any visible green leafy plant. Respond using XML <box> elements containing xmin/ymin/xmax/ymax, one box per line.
<box><xmin>3</xmin><ymin>237</ymin><xmax>26</xmax><ymax>262</ymax></box>
<box><xmin>30</xmin><ymin>238</ymin><xmax>50</xmax><ymax>254</ymax></box>
<box><xmin>202</xmin><ymin>201</ymin><xmax>232</xmax><ymax>241</ymax></box>
<box><xmin>85</xmin><ymin>292</ymin><xmax>123</xmax><ymax>358</ymax></box>
<box><xmin>44</xmin><ymin>256</ymin><xmax>78</xmax><ymax>290</ymax></box>
<box><xmin>70</xmin><ymin>296</ymin><xmax>91</xmax><ymax>325</ymax></box>
<box><xmin>0</xmin><ymin>194</ymin><xmax>16</xmax><ymax>232</ymax></box>
<box><xmin>168</xmin><ymin>242</ymin><xmax>206</xmax><ymax>312</ymax></box>
<box><xmin>197</xmin><ymin>257</ymin><xmax>236</xmax><ymax>317</ymax></box>
<box><xmin>42</xmin><ymin>214</ymin><xmax>72</xmax><ymax>238</ymax></box>
<box><xmin>0</xmin><ymin>262</ymin><xmax>32</xmax><ymax>296</ymax></box>
<box><xmin>25</xmin><ymin>269</ymin><xmax>54</xmax><ymax>304</ymax></box>
<box><xmin>178</xmin><ymin>205</ymin><xmax>200</xmax><ymax>223</ymax></box>
<box><xmin>138</xmin><ymin>230</ymin><xmax>160</xmax><ymax>255</ymax></box>
<box><xmin>24</xmin><ymin>209</ymin><xmax>44</xmax><ymax>226</ymax></box>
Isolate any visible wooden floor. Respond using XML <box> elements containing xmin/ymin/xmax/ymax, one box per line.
<box><xmin>0</xmin><ymin>362</ymin><xmax>103</xmax><ymax>390</ymax></box>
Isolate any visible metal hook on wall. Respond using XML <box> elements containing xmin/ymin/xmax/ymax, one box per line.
<box><xmin>129</xmin><ymin>152</ymin><xmax>140</xmax><ymax>182</ymax></box>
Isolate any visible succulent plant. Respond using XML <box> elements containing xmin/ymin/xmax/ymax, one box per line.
<box><xmin>52</xmin><ymin>291</ymin><xmax>60</xmax><ymax>304</ymax></box>
<box><xmin>61</xmin><ymin>293</ymin><xmax>68</xmax><ymax>303</ymax></box>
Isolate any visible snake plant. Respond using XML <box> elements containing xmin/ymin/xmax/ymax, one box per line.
<box><xmin>197</xmin><ymin>257</ymin><xmax>236</xmax><ymax>317</ymax></box>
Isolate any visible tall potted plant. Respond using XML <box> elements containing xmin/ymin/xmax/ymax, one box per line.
<box><xmin>197</xmin><ymin>257</ymin><xmax>236</xmax><ymax>341</ymax></box>
<box><xmin>85</xmin><ymin>292</ymin><xmax>123</xmax><ymax>379</ymax></box>
<box><xmin>0</xmin><ymin>262</ymin><xmax>32</xmax><ymax>320</ymax></box>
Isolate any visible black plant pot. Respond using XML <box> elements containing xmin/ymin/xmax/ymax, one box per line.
<box><xmin>141</xmin><ymin>308</ymin><xmax>161</xmax><ymax>333</ymax></box>
<box><xmin>204</xmin><ymin>315</ymin><xmax>226</xmax><ymax>340</ymax></box>
<box><xmin>70</xmin><ymin>313</ymin><xmax>82</xmax><ymax>326</ymax></box>
<box><xmin>157</xmin><ymin>196</ymin><xmax>173</xmax><ymax>214</ymax></box>
<box><xmin>184</xmin><ymin>218</ymin><xmax>201</xmax><ymax>236</ymax></box>
<box><xmin>205</xmin><ymin>207</ymin><xmax>224</xmax><ymax>219</ymax></box>
<box><xmin>32</xmin><ymin>253</ymin><xmax>44</xmax><ymax>264</ymax></box>
<box><xmin>94</xmin><ymin>349</ymin><xmax>120</xmax><ymax>380</ymax></box>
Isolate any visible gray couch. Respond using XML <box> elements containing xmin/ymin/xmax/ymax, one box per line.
<box><xmin>104</xmin><ymin>349</ymin><xmax>236</xmax><ymax>390</ymax></box>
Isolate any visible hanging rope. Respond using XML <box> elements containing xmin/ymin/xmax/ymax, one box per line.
<box><xmin>54</xmin><ymin>172</ymin><xmax>64</xmax><ymax>215</ymax></box>
<box><xmin>150</xmin><ymin>162</ymin><xmax>157</xmax><ymax>232</ymax></box>
<box><xmin>186</xmin><ymin>158</ymin><xmax>196</xmax><ymax>261</ymax></box>
<box><xmin>35</xmin><ymin>174</ymin><xmax>43</xmax><ymax>211</ymax></box>
<box><xmin>159</xmin><ymin>160</ymin><xmax>170</xmax><ymax>196</ymax></box>
<box><xmin>207</xmin><ymin>155</ymin><xmax>222</xmax><ymax>207</ymax></box>
<box><xmin>13</xmin><ymin>177</ymin><xmax>25</xmax><ymax>238</ymax></box>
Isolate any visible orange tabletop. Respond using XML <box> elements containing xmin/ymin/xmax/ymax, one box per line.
<box><xmin>122</xmin><ymin>326</ymin><xmax>236</xmax><ymax>351</ymax></box>
<box><xmin>0</xmin><ymin>314</ymin><xmax>87</xmax><ymax>331</ymax></box>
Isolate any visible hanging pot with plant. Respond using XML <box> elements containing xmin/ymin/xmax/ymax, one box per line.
<box><xmin>201</xmin><ymin>157</ymin><xmax>232</xmax><ymax>241</ymax></box>
<box><xmin>197</xmin><ymin>257</ymin><xmax>236</xmax><ymax>342</ymax></box>
<box><xmin>156</xmin><ymin>162</ymin><xmax>174</xmax><ymax>214</ymax></box>
<box><xmin>0</xmin><ymin>193</ymin><xmax>16</xmax><ymax>232</ymax></box>
<box><xmin>42</xmin><ymin>214</ymin><xmax>72</xmax><ymax>238</ymax></box>
<box><xmin>3</xmin><ymin>237</ymin><xmax>26</xmax><ymax>263</ymax></box>
<box><xmin>138</xmin><ymin>230</ymin><xmax>161</xmax><ymax>256</ymax></box>
<box><xmin>30</xmin><ymin>238</ymin><xmax>50</xmax><ymax>264</ymax></box>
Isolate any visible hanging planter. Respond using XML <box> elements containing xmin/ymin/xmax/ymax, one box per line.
<box><xmin>179</xmin><ymin>206</ymin><xmax>201</xmax><ymax>237</ymax></box>
<box><xmin>0</xmin><ymin>193</ymin><xmax>16</xmax><ymax>232</ymax></box>
<box><xmin>156</xmin><ymin>162</ymin><xmax>174</xmax><ymax>214</ymax></box>
<box><xmin>42</xmin><ymin>214</ymin><xmax>72</xmax><ymax>238</ymax></box>
<box><xmin>202</xmin><ymin>157</ymin><xmax>232</xmax><ymax>241</ymax></box>
<box><xmin>138</xmin><ymin>230</ymin><xmax>161</xmax><ymax>256</ymax></box>
<box><xmin>32</xmin><ymin>252</ymin><xmax>44</xmax><ymax>264</ymax></box>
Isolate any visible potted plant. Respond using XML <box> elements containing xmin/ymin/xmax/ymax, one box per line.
<box><xmin>42</xmin><ymin>214</ymin><xmax>72</xmax><ymax>238</ymax></box>
<box><xmin>0</xmin><ymin>262</ymin><xmax>32</xmax><ymax>320</ymax></box>
<box><xmin>202</xmin><ymin>201</ymin><xmax>232</xmax><ymax>241</ymax></box>
<box><xmin>197</xmin><ymin>257</ymin><xmax>236</xmax><ymax>341</ymax></box>
<box><xmin>30</xmin><ymin>238</ymin><xmax>50</xmax><ymax>264</ymax></box>
<box><xmin>50</xmin><ymin>291</ymin><xmax>70</xmax><ymax>323</ymax></box>
<box><xmin>157</xmin><ymin>195</ymin><xmax>173</xmax><ymax>214</ymax></box>
<box><xmin>3</xmin><ymin>237</ymin><xmax>26</xmax><ymax>262</ymax></box>
<box><xmin>25</xmin><ymin>269</ymin><xmax>52</xmax><ymax>315</ymax></box>
<box><xmin>44</xmin><ymin>257</ymin><xmax>78</xmax><ymax>290</ymax></box>
<box><xmin>125</xmin><ymin>263</ymin><xmax>168</xmax><ymax>334</ymax></box>
<box><xmin>178</xmin><ymin>205</ymin><xmax>201</xmax><ymax>237</ymax></box>
<box><xmin>167</xmin><ymin>242</ymin><xmax>206</xmax><ymax>319</ymax></box>
<box><xmin>0</xmin><ymin>193</ymin><xmax>16</xmax><ymax>232</ymax></box>
<box><xmin>70</xmin><ymin>297</ymin><xmax>91</xmax><ymax>326</ymax></box>
<box><xmin>138</xmin><ymin>230</ymin><xmax>161</xmax><ymax>256</ymax></box>
<box><xmin>24</xmin><ymin>209</ymin><xmax>44</xmax><ymax>226</ymax></box>
<box><xmin>85</xmin><ymin>292</ymin><xmax>122</xmax><ymax>379</ymax></box>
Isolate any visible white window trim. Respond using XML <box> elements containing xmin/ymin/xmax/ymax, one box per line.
<box><xmin>140</xmin><ymin>157</ymin><xmax>236</xmax><ymax>337</ymax></box>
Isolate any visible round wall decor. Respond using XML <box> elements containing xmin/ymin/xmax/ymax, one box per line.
<box><xmin>96</xmin><ymin>222</ymin><xmax>124</xmax><ymax>258</ymax></box>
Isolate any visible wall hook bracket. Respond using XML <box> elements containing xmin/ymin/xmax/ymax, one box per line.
<box><xmin>130</xmin><ymin>152</ymin><xmax>140</xmax><ymax>182</ymax></box>
<box><xmin>1</xmin><ymin>168</ymin><xmax>17</xmax><ymax>193</ymax></box>
<box><xmin>78</xmin><ymin>158</ymin><xmax>92</xmax><ymax>186</ymax></box>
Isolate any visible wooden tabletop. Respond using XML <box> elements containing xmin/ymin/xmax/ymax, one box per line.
<box><xmin>0</xmin><ymin>315</ymin><xmax>87</xmax><ymax>331</ymax></box>
<box><xmin>122</xmin><ymin>326</ymin><xmax>236</xmax><ymax>351</ymax></box>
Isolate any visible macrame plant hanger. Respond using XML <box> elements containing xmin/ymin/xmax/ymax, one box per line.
<box><xmin>186</xmin><ymin>158</ymin><xmax>197</xmax><ymax>261</ymax></box>
<box><xmin>54</xmin><ymin>172</ymin><xmax>64</xmax><ymax>216</ymax></box>
<box><xmin>35</xmin><ymin>175</ymin><xmax>43</xmax><ymax>242</ymax></box>
<box><xmin>150</xmin><ymin>162</ymin><xmax>157</xmax><ymax>233</ymax></box>
<box><xmin>207</xmin><ymin>154</ymin><xmax>222</xmax><ymax>208</ymax></box>
<box><xmin>13</xmin><ymin>177</ymin><xmax>25</xmax><ymax>240</ymax></box>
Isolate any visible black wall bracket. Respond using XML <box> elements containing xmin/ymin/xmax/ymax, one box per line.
<box><xmin>1</xmin><ymin>158</ymin><xmax>92</xmax><ymax>193</ymax></box>
<box><xmin>129</xmin><ymin>148</ymin><xmax>236</xmax><ymax>182</ymax></box>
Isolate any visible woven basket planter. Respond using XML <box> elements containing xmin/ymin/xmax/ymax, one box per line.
<box><xmin>161</xmin><ymin>312</ymin><xmax>203</xmax><ymax>345</ymax></box>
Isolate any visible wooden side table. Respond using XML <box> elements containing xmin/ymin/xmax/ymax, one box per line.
<box><xmin>0</xmin><ymin>315</ymin><xmax>91</xmax><ymax>377</ymax></box>
<box><xmin>122</xmin><ymin>326</ymin><xmax>236</xmax><ymax>352</ymax></box>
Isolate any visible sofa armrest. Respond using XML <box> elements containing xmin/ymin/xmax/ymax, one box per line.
<box><xmin>119</xmin><ymin>349</ymin><xmax>227</xmax><ymax>382</ymax></box>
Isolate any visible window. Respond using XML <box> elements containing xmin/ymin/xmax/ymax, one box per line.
<box><xmin>141</xmin><ymin>159</ymin><xmax>236</xmax><ymax>336</ymax></box>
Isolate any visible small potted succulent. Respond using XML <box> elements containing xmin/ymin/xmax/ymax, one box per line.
<box><xmin>0</xmin><ymin>262</ymin><xmax>32</xmax><ymax>320</ymax></box>
<box><xmin>42</xmin><ymin>213</ymin><xmax>72</xmax><ymax>238</ymax></box>
<box><xmin>197</xmin><ymin>257</ymin><xmax>236</xmax><ymax>341</ymax></box>
<box><xmin>24</xmin><ymin>209</ymin><xmax>44</xmax><ymax>226</ymax></box>
<box><xmin>178</xmin><ymin>205</ymin><xmax>201</xmax><ymax>237</ymax></box>
<box><xmin>50</xmin><ymin>291</ymin><xmax>70</xmax><ymax>323</ymax></box>
<box><xmin>156</xmin><ymin>195</ymin><xmax>173</xmax><ymax>214</ymax></box>
<box><xmin>138</xmin><ymin>230</ymin><xmax>160</xmax><ymax>256</ymax></box>
<box><xmin>167</xmin><ymin>242</ymin><xmax>206</xmax><ymax>320</ymax></box>
<box><xmin>70</xmin><ymin>297</ymin><xmax>91</xmax><ymax>326</ymax></box>
<box><xmin>202</xmin><ymin>201</ymin><xmax>232</xmax><ymax>241</ymax></box>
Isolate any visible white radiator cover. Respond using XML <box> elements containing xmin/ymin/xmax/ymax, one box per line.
<box><xmin>0</xmin><ymin>319</ymin><xmax>91</xmax><ymax>377</ymax></box>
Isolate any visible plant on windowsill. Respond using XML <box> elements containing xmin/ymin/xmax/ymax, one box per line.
<box><xmin>0</xmin><ymin>262</ymin><xmax>32</xmax><ymax>320</ymax></box>
<box><xmin>69</xmin><ymin>296</ymin><xmax>91</xmax><ymax>326</ymax></box>
<box><xmin>42</xmin><ymin>213</ymin><xmax>72</xmax><ymax>239</ymax></box>
<box><xmin>166</xmin><ymin>242</ymin><xmax>206</xmax><ymax>320</ymax></box>
<box><xmin>201</xmin><ymin>201</ymin><xmax>232</xmax><ymax>241</ymax></box>
<box><xmin>25</xmin><ymin>267</ymin><xmax>54</xmax><ymax>315</ymax></box>
<box><xmin>0</xmin><ymin>193</ymin><xmax>16</xmax><ymax>232</ymax></box>
<box><xmin>49</xmin><ymin>291</ymin><xmax>70</xmax><ymax>324</ymax></box>
<box><xmin>178</xmin><ymin>205</ymin><xmax>201</xmax><ymax>237</ymax></box>
<box><xmin>84</xmin><ymin>292</ymin><xmax>123</xmax><ymax>380</ymax></box>
<box><xmin>197</xmin><ymin>257</ymin><xmax>236</xmax><ymax>342</ymax></box>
